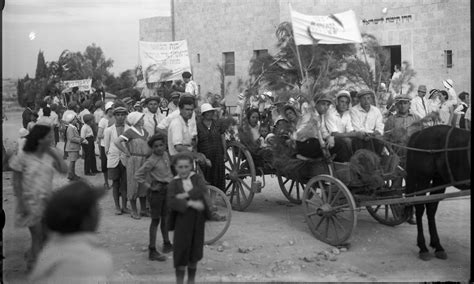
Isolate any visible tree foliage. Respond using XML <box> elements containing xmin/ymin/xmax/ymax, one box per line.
<box><xmin>35</xmin><ymin>50</ymin><xmax>48</xmax><ymax>79</ymax></box>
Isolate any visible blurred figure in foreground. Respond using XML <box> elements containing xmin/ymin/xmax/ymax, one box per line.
<box><xmin>29</xmin><ymin>181</ymin><xmax>113</xmax><ymax>282</ymax></box>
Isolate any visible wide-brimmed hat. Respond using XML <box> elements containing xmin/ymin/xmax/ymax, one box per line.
<box><xmin>442</xmin><ymin>79</ymin><xmax>454</xmax><ymax>89</ymax></box>
<box><xmin>105</xmin><ymin>101</ymin><xmax>114</xmax><ymax>112</ymax></box>
<box><xmin>200</xmin><ymin>103</ymin><xmax>218</xmax><ymax>114</ymax></box>
<box><xmin>62</xmin><ymin>112</ymin><xmax>77</xmax><ymax>123</ymax></box>
<box><xmin>336</xmin><ymin>90</ymin><xmax>351</xmax><ymax>102</ymax></box>
<box><xmin>82</xmin><ymin>113</ymin><xmax>94</xmax><ymax>124</ymax></box>
<box><xmin>144</xmin><ymin>96</ymin><xmax>161</xmax><ymax>105</ymax></box>
<box><xmin>429</xmin><ymin>89</ymin><xmax>440</xmax><ymax>99</ymax></box>
<box><xmin>113</xmin><ymin>106</ymin><xmax>128</xmax><ymax>115</ymax></box>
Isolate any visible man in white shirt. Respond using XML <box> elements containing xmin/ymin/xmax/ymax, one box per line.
<box><xmin>182</xmin><ymin>71</ymin><xmax>198</xmax><ymax>98</ymax></box>
<box><xmin>326</xmin><ymin>90</ymin><xmax>364</xmax><ymax>155</ymax></box>
<box><xmin>157</xmin><ymin>96</ymin><xmax>197</xmax><ymax>138</ymax></box>
<box><xmin>167</xmin><ymin>92</ymin><xmax>180</xmax><ymax>113</ymax></box>
<box><xmin>350</xmin><ymin>90</ymin><xmax>385</xmax><ymax>154</ymax></box>
<box><xmin>410</xmin><ymin>85</ymin><xmax>431</xmax><ymax>123</ymax></box>
<box><xmin>166</xmin><ymin>96</ymin><xmax>196</xmax><ymax>156</ymax></box>
<box><xmin>104</xmin><ymin>106</ymin><xmax>129</xmax><ymax>215</ymax></box>
<box><xmin>143</xmin><ymin>97</ymin><xmax>165</xmax><ymax>137</ymax></box>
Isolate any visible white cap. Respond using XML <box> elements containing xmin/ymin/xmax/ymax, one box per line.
<box><xmin>442</xmin><ymin>79</ymin><xmax>454</xmax><ymax>89</ymax></box>
<box><xmin>105</xmin><ymin>101</ymin><xmax>114</xmax><ymax>112</ymax></box>
<box><xmin>62</xmin><ymin>112</ymin><xmax>77</xmax><ymax>124</ymax></box>
<box><xmin>200</xmin><ymin>103</ymin><xmax>218</xmax><ymax>114</ymax></box>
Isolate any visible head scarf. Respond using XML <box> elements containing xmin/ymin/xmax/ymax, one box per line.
<box><xmin>126</xmin><ymin>111</ymin><xmax>145</xmax><ymax>126</ymax></box>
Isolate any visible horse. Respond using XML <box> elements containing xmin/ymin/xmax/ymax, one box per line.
<box><xmin>405</xmin><ymin>125</ymin><xmax>470</xmax><ymax>260</ymax></box>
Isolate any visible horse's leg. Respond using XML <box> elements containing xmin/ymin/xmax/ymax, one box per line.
<box><xmin>415</xmin><ymin>203</ymin><xmax>430</xmax><ymax>260</ymax></box>
<box><xmin>426</xmin><ymin>191</ymin><xmax>448</xmax><ymax>259</ymax></box>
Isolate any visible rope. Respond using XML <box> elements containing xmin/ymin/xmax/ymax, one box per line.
<box><xmin>372</xmin><ymin>136</ymin><xmax>471</xmax><ymax>153</ymax></box>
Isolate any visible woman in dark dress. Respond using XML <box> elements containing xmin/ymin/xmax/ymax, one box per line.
<box><xmin>196</xmin><ymin>103</ymin><xmax>226</xmax><ymax>192</ymax></box>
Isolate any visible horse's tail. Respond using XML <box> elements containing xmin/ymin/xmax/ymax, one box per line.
<box><xmin>349</xmin><ymin>149</ymin><xmax>384</xmax><ymax>191</ymax></box>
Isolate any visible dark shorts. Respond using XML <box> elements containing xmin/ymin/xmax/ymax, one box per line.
<box><xmin>148</xmin><ymin>182</ymin><xmax>168</xmax><ymax>219</ymax></box>
<box><xmin>108</xmin><ymin>161</ymin><xmax>126</xmax><ymax>180</ymax></box>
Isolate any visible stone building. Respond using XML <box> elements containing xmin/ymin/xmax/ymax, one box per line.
<box><xmin>140</xmin><ymin>0</ymin><xmax>471</xmax><ymax>105</ymax></box>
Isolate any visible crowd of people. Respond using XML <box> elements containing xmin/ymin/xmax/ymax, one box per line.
<box><xmin>11</xmin><ymin>71</ymin><xmax>229</xmax><ymax>283</ymax></box>
<box><xmin>8</xmin><ymin>67</ymin><xmax>471</xmax><ymax>283</ymax></box>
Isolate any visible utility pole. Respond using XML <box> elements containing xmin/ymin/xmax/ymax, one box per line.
<box><xmin>171</xmin><ymin>0</ymin><xmax>175</xmax><ymax>41</ymax></box>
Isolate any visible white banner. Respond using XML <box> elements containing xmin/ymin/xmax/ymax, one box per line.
<box><xmin>61</xmin><ymin>79</ymin><xmax>92</xmax><ymax>92</ymax></box>
<box><xmin>290</xmin><ymin>6</ymin><xmax>362</xmax><ymax>45</ymax></box>
<box><xmin>139</xmin><ymin>40</ymin><xmax>191</xmax><ymax>83</ymax></box>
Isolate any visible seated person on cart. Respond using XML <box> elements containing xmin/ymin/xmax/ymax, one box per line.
<box><xmin>325</xmin><ymin>90</ymin><xmax>366</xmax><ymax>156</ymax></box>
<box><xmin>350</xmin><ymin>90</ymin><xmax>385</xmax><ymax>155</ymax></box>
<box><xmin>282</xmin><ymin>95</ymin><xmax>351</xmax><ymax>163</ymax></box>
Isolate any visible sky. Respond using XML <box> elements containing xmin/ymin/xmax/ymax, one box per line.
<box><xmin>2</xmin><ymin>0</ymin><xmax>171</xmax><ymax>79</ymax></box>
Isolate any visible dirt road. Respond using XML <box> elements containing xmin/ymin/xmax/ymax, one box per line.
<box><xmin>2</xmin><ymin>112</ymin><xmax>470</xmax><ymax>282</ymax></box>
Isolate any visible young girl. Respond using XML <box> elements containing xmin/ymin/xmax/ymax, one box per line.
<box><xmin>257</xmin><ymin>123</ymin><xmax>271</xmax><ymax>148</ymax></box>
<box><xmin>167</xmin><ymin>153</ymin><xmax>211</xmax><ymax>284</ymax></box>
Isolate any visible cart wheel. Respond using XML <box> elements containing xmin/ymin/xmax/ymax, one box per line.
<box><xmin>225</xmin><ymin>141</ymin><xmax>256</xmax><ymax>211</ymax></box>
<box><xmin>366</xmin><ymin>168</ymin><xmax>409</xmax><ymax>226</ymax></box>
<box><xmin>205</xmin><ymin>185</ymin><xmax>232</xmax><ymax>245</ymax></box>
<box><xmin>277</xmin><ymin>174</ymin><xmax>305</xmax><ymax>204</ymax></box>
<box><xmin>303</xmin><ymin>175</ymin><xmax>357</xmax><ymax>246</ymax></box>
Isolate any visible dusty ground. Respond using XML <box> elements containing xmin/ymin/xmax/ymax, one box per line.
<box><xmin>2</xmin><ymin>112</ymin><xmax>471</xmax><ymax>283</ymax></box>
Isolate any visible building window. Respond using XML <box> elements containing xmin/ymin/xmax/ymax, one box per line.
<box><xmin>197</xmin><ymin>53</ymin><xmax>200</xmax><ymax>63</ymax></box>
<box><xmin>444</xmin><ymin>50</ymin><xmax>453</xmax><ymax>68</ymax></box>
<box><xmin>223</xmin><ymin>52</ymin><xmax>235</xmax><ymax>76</ymax></box>
<box><xmin>253</xmin><ymin>49</ymin><xmax>268</xmax><ymax>58</ymax></box>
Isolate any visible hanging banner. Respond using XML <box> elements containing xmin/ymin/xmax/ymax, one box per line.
<box><xmin>290</xmin><ymin>5</ymin><xmax>363</xmax><ymax>45</ymax></box>
<box><xmin>139</xmin><ymin>40</ymin><xmax>191</xmax><ymax>83</ymax></box>
<box><xmin>61</xmin><ymin>79</ymin><xmax>92</xmax><ymax>92</ymax></box>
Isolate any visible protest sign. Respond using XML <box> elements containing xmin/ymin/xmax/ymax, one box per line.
<box><xmin>290</xmin><ymin>6</ymin><xmax>362</xmax><ymax>45</ymax></box>
<box><xmin>139</xmin><ymin>40</ymin><xmax>191</xmax><ymax>83</ymax></box>
<box><xmin>61</xmin><ymin>79</ymin><xmax>93</xmax><ymax>92</ymax></box>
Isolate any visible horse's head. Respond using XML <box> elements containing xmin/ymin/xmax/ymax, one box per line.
<box><xmin>349</xmin><ymin>149</ymin><xmax>385</xmax><ymax>192</ymax></box>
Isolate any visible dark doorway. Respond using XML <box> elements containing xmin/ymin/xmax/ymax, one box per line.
<box><xmin>384</xmin><ymin>45</ymin><xmax>401</xmax><ymax>76</ymax></box>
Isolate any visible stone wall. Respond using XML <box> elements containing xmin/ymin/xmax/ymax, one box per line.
<box><xmin>140</xmin><ymin>0</ymin><xmax>471</xmax><ymax>104</ymax></box>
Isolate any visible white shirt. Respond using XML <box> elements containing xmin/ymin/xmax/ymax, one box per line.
<box><xmin>158</xmin><ymin>109</ymin><xmax>197</xmax><ymax>136</ymax></box>
<box><xmin>185</xmin><ymin>80</ymin><xmax>199</xmax><ymax>97</ymax></box>
<box><xmin>50</xmin><ymin>111</ymin><xmax>59</xmax><ymax>127</ymax></box>
<box><xmin>410</xmin><ymin>96</ymin><xmax>429</xmax><ymax>119</ymax></box>
<box><xmin>454</xmin><ymin>102</ymin><xmax>468</xmax><ymax>115</ymax></box>
<box><xmin>325</xmin><ymin>108</ymin><xmax>353</xmax><ymax>134</ymax></box>
<box><xmin>438</xmin><ymin>102</ymin><xmax>452</xmax><ymax>125</ymax></box>
<box><xmin>168</xmin><ymin>114</ymin><xmax>194</xmax><ymax>156</ymax></box>
<box><xmin>143</xmin><ymin>111</ymin><xmax>165</xmax><ymax>138</ymax></box>
<box><xmin>98</xmin><ymin>117</ymin><xmax>110</xmax><ymax>147</ymax></box>
<box><xmin>350</xmin><ymin>104</ymin><xmax>384</xmax><ymax>134</ymax></box>
<box><xmin>168</xmin><ymin>102</ymin><xmax>179</xmax><ymax>113</ymax></box>
<box><xmin>104</xmin><ymin>124</ymin><xmax>129</xmax><ymax>168</ymax></box>
<box><xmin>464</xmin><ymin>106</ymin><xmax>471</xmax><ymax>121</ymax></box>
<box><xmin>94</xmin><ymin>109</ymin><xmax>105</xmax><ymax>124</ymax></box>
<box><xmin>80</xmin><ymin>124</ymin><xmax>94</xmax><ymax>138</ymax></box>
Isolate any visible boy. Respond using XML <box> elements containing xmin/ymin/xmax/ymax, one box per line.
<box><xmin>81</xmin><ymin>114</ymin><xmax>99</xmax><ymax>175</ymax></box>
<box><xmin>64</xmin><ymin>113</ymin><xmax>87</xmax><ymax>180</ymax></box>
<box><xmin>29</xmin><ymin>181</ymin><xmax>113</xmax><ymax>282</ymax></box>
<box><xmin>135</xmin><ymin>134</ymin><xmax>174</xmax><ymax>261</ymax></box>
<box><xmin>167</xmin><ymin>153</ymin><xmax>212</xmax><ymax>284</ymax></box>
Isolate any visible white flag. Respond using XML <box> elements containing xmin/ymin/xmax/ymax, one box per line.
<box><xmin>139</xmin><ymin>40</ymin><xmax>191</xmax><ymax>83</ymax></box>
<box><xmin>290</xmin><ymin>6</ymin><xmax>362</xmax><ymax>45</ymax></box>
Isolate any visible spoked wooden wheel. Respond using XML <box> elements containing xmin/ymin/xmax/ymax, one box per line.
<box><xmin>277</xmin><ymin>174</ymin><xmax>305</xmax><ymax>204</ymax></box>
<box><xmin>204</xmin><ymin>186</ymin><xmax>232</xmax><ymax>245</ymax></box>
<box><xmin>303</xmin><ymin>175</ymin><xmax>357</xmax><ymax>246</ymax></box>
<box><xmin>366</xmin><ymin>166</ymin><xmax>409</xmax><ymax>226</ymax></box>
<box><xmin>224</xmin><ymin>141</ymin><xmax>256</xmax><ymax>211</ymax></box>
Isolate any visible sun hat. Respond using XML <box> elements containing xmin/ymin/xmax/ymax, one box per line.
<box><xmin>127</xmin><ymin>111</ymin><xmax>145</xmax><ymax>126</ymax></box>
<box><xmin>418</xmin><ymin>85</ymin><xmax>427</xmax><ymax>93</ymax></box>
<box><xmin>43</xmin><ymin>180</ymin><xmax>105</xmax><ymax>234</ymax></box>
<box><xmin>105</xmin><ymin>101</ymin><xmax>114</xmax><ymax>112</ymax></box>
<box><xmin>336</xmin><ymin>90</ymin><xmax>351</xmax><ymax>101</ymax></box>
<box><xmin>429</xmin><ymin>89</ymin><xmax>440</xmax><ymax>99</ymax></box>
<box><xmin>62</xmin><ymin>112</ymin><xmax>77</xmax><ymax>124</ymax></box>
<box><xmin>200</xmin><ymin>103</ymin><xmax>219</xmax><ymax>114</ymax></box>
<box><xmin>113</xmin><ymin>106</ymin><xmax>128</xmax><ymax>115</ymax></box>
<box><xmin>442</xmin><ymin>79</ymin><xmax>454</xmax><ymax>89</ymax></box>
